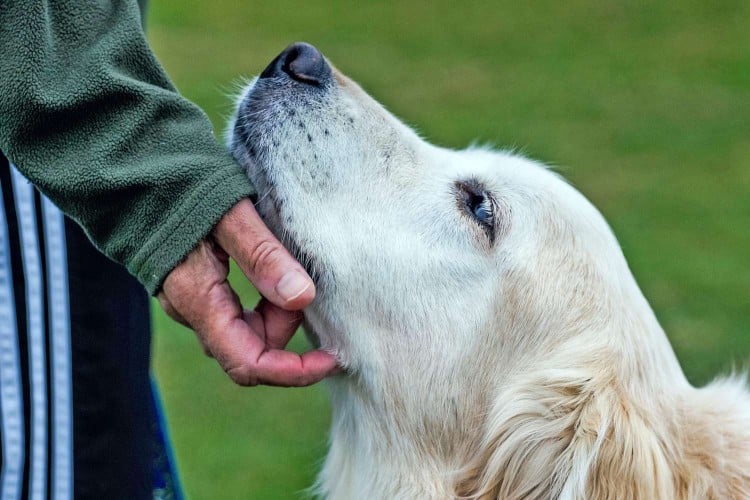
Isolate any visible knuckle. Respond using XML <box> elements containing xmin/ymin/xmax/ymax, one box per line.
<box><xmin>248</xmin><ymin>239</ymin><xmax>284</xmax><ymax>276</ymax></box>
<box><xmin>227</xmin><ymin>364</ymin><xmax>259</xmax><ymax>387</ymax></box>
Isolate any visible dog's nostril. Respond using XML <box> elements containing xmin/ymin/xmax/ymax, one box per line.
<box><xmin>282</xmin><ymin>42</ymin><xmax>330</xmax><ymax>85</ymax></box>
<box><xmin>260</xmin><ymin>42</ymin><xmax>331</xmax><ymax>86</ymax></box>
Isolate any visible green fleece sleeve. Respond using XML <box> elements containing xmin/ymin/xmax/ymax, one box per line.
<box><xmin>0</xmin><ymin>0</ymin><xmax>254</xmax><ymax>294</ymax></box>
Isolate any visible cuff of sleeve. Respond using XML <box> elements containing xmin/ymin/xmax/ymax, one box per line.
<box><xmin>128</xmin><ymin>162</ymin><xmax>255</xmax><ymax>295</ymax></box>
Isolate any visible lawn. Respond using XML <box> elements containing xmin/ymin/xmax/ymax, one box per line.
<box><xmin>148</xmin><ymin>1</ymin><xmax>750</xmax><ymax>498</ymax></box>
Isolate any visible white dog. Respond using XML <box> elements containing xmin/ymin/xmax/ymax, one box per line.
<box><xmin>228</xmin><ymin>43</ymin><xmax>750</xmax><ymax>499</ymax></box>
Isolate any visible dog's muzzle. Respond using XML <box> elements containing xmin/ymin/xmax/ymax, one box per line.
<box><xmin>259</xmin><ymin>42</ymin><xmax>332</xmax><ymax>87</ymax></box>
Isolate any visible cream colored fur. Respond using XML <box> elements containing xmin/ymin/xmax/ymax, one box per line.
<box><xmin>228</xmin><ymin>51</ymin><xmax>750</xmax><ymax>499</ymax></box>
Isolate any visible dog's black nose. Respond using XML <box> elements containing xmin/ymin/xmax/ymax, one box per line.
<box><xmin>260</xmin><ymin>42</ymin><xmax>331</xmax><ymax>86</ymax></box>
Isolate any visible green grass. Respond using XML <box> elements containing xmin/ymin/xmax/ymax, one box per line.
<box><xmin>148</xmin><ymin>1</ymin><xmax>750</xmax><ymax>498</ymax></box>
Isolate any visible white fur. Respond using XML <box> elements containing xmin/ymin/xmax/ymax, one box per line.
<box><xmin>228</xmin><ymin>56</ymin><xmax>750</xmax><ymax>499</ymax></box>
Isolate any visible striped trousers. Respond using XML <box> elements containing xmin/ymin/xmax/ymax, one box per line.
<box><xmin>0</xmin><ymin>156</ymin><xmax>181</xmax><ymax>499</ymax></box>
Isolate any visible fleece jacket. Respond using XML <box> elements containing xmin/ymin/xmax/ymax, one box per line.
<box><xmin>0</xmin><ymin>0</ymin><xmax>255</xmax><ymax>294</ymax></box>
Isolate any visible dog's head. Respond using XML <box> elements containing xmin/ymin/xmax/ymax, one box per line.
<box><xmin>227</xmin><ymin>43</ymin><xmax>750</xmax><ymax>499</ymax></box>
<box><xmin>228</xmin><ymin>42</ymin><xmax>654</xmax><ymax>384</ymax></box>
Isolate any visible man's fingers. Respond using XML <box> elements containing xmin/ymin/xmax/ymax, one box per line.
<box><xmin>248</xmin><ymin>349</ymin><xmax>339</xmax><ymax>387</ymax></box>
<box><xmin>211</xmin><ymin>316</ymin><xmax>338</xmax><ymax>387</ymax></box>
<box><xmin>156</xmin><ymin>293</ymin><xmax>190</xmax><ymax>328</ymax></box>
<box><xmin>253</xmin><ymin>299</ymin><xmax>304</xmax><ymax>350</ymax></box>
<box><xmin>171</xmin><ymin>267</ymin><xmax>334</xmax><ymax>386</ymax></box>
<box><xmin>158</xmin><ymin>230</ymin><xmax>339</xmax><ymax>387</ymax></box>
<box><xmin>213</xmin><ymin>199</ymin><xmax>315</xmax><ymax>310</ymax></box>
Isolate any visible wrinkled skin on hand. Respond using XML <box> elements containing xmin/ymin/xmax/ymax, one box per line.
<box><xmin>157</xmin><ymin>199</ymin><xmax>339</xmax><ymax>386</ymax></box>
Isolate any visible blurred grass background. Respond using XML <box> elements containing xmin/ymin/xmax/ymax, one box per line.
<box><xmin>147</xmin><ymin>1</ymin><xmax>750</xmax><ymax>498</ymax></box>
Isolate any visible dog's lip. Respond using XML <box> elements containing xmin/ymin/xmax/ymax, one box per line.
<box><xmin>252</xmin><ymin>181</ymin><xmax>326</xmax><ymax>286</ymax></box>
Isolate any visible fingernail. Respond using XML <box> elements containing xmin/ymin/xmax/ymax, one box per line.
<box><xmin>276</xmin><ymin>270</ymin><xmax>313</xmax><ymax>302</ymax></box>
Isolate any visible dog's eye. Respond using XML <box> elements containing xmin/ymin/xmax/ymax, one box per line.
<box><xmin>469</xmin><ymin>195</ymin><xmax>493</xmax><ymax>225</ymax></box>
<box><xmin>456</xmin><ymin>180</ymin><xmax>495</xmax><ymax>240</ymax></box>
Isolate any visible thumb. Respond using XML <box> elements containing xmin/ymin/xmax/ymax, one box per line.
<box><xmin>213</xmin><ymin>199</ymin><xmax>315</xmax><ymax>310</ymax></box>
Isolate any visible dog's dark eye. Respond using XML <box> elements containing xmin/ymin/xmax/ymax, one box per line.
<box><xmin>456</xmin><ymin>180</ymin><xmax>495</xmax><ymax>240</ymax></box>
<box><xmin>469</xmin><ymin>194</ymin><xmax>493</xmax><ymax>225</ymax></box>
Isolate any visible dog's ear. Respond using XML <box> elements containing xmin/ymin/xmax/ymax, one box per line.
<box><xmin>455</xmin><ymin>363</ymin><xmax>676</xmax><ymax>499</ymax></box>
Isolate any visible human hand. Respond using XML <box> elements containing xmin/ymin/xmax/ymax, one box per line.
<box><xmin>157</xmin><ymin>199</ymin><xmax>338</xmax><ymax>386</ymax></box>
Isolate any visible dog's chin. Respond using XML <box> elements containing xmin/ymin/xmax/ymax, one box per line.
<box><xmin>232</xmin><ymin>132</ymin><xmax>329</xmax><ymax>288</ymax></box>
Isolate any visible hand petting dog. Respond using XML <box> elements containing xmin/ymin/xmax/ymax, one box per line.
<box><xmin>157</xmin><ymin>199</ymin><xmax>338</xmax><ymax>387</ymax></box>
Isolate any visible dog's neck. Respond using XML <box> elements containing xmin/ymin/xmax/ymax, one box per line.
<box><xmin>318</xmin><ymin>369</ymin><xmax>488</xmax><ymax>499</ymax></box>
<box><xmin>311</xmin><ymin>257</ymin><xmax>750</xmax><ymax>499</ymax></box>
<box><xmin>314</xmin><ymin>282</ymin><xmax>706</xmax><ymax>499</ymax></box>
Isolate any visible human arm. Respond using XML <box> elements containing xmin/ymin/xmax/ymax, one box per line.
<box><xmin>0</xmin><ymin>0</ymin><xmax>250</xmax><ymax>293</ymax></box>
<box><xmin>0</xmin><ymin>1</ymin><xmax>338</xmax><ymax>385</ymax></box>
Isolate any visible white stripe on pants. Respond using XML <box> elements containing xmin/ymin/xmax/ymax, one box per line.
<box><xmin>41</xmin><ymin>196</ymin><xmax>73</xmax><ymax>500</ymax></box>
<box><xmin>10</xmin><ymin>168</ymin><xmax>48</xmax><ymax>500</ymax></box>
<box><xmin>1</xmin><ymin>165</ymin><xmax>73</xmax><ymax>500</ymax></box>
<box><xmin>0</xmin><ymin>174</ymin><xmax>25</xmax><ymax>500</ymax></box>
